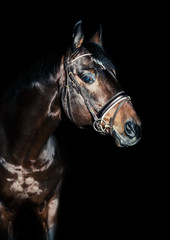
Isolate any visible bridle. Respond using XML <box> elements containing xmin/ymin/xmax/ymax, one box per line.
<box><xmin>63</xmin><ymin>52</ymin><xmax>131</xmax><ymax>135</ymax></box>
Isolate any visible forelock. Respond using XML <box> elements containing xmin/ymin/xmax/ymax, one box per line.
<box><xmin>82</xmin><ymin>41</ymin><xmax>116</xmax><ymax>72</ymax></box>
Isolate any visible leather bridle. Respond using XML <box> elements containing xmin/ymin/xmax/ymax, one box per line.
<box><xmin>63</xmin><ymin>52</ymin><xmax>131</xmax><ymax>135</ymax></box>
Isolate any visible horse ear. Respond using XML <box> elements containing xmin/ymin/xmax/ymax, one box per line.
<box><xmin>90</xmin><ymin>25</ymin><xmax>103</xmax><ymax>46</ymax></box>
<box><xmin>72</xmin><ymin>20</ymin><xmax>84</xmax><ymax>51</ymax></box>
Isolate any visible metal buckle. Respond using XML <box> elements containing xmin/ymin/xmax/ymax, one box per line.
<box><xmin>93</xmin><ymin>119</ymin><xmax>111</xmax><ymax>134</ymax></box>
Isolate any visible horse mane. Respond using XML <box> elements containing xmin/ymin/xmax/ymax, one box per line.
<box><xmin>1</xmin><ymin>50</ymin><xmax>64</xmax><ymax>101</ymax></box>
<box><xmin>1</xmin><ymin>41</ymin><xmax>116</xmax><ymax>102</ymax></box>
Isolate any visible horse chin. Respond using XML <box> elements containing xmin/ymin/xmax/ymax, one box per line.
<box><xmin>112</xmin><ymin>129</ymin><xmax>141</xmax><ymax>148</ymax></box>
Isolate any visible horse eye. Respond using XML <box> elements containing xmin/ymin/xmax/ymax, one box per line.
<box><xmin>81</xmin><ymin>74</ymin><xmax>95</xmax><ymax>84</ymax></box>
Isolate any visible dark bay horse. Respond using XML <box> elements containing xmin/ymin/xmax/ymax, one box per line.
<box><xmin>0</xmin><ymin>20</ymin><xmax>141</xmax><ymax>240</ymax></box>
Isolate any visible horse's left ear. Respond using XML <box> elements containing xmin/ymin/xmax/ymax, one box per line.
<box><xmin>72</xmin><ymin>20</ymin><xmax>84</xmax><ymax>51</ymax></box>
<box><xmin>90</xmin><ymin>25</ymin><xmax>103</xmax><ymax>46</ymax></box>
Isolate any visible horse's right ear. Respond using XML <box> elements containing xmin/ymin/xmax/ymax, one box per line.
<box><xmin>72</xmin><ymin>20</ymin><xmax>84</xmax><ymax>51</ymax></box>
<box><xmin>90</xmin><ymin>24</ymin><xmax>103</xmax><ymax>46</ymax></box>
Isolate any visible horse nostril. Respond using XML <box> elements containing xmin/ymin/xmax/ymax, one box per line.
<box><xmin>124</xmin><ymin>121</ymin><xmax>141</xmax><ymax>139</ymax></box>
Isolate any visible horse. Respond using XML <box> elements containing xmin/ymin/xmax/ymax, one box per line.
<box><xmin>0</xmin><ymin>20</ymin><xmax>142</xmax><ymax>240</ymax></box>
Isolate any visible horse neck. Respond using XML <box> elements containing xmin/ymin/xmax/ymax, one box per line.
<box><xmin>0</xmin><ymin>59</ymin><xmax>65</xmax><ymax>165</ymax></box>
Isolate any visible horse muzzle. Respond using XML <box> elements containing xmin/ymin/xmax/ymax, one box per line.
<box><xmin>112</xmin><ymin>120</ymin><xmax>142</xmax><ymax>147</ymax></box>
<box><xmin>92</xmin><ymin>91</ymin><xmax>142</xmax><ymax>147</ymax></box>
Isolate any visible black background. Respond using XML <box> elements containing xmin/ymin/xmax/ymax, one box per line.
<box><xmin>0</xmin><ymin>2</ymin><xmax>166</xmax><ymax>240</ymax></box>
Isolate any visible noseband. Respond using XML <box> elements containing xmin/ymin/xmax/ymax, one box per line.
<box><xmin>64</xmin><ymin>53</ymin><xmax>131</xmax><ymax>134</ymax></box>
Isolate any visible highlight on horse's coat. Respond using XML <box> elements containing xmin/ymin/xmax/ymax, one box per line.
<box><xmin>0</xmin><ymin>20</ymin><xmax>141</xmax><ymax>240</ymax></box>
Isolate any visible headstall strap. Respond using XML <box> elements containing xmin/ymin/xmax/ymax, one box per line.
<box><xmin>64</xmin><ymin>53</ymin><xmax>131</xmax><ymax>135</ymax></box>
<box><xmin>69</xmin><ymin>53</ymin><xmax>92</xmax><ymax>64</ymax></box>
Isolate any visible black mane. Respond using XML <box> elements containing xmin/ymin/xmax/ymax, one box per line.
<box><xmin>1</xmin><ymin>50</ymin><xmax>63</xmax><ymax>101</ymax></box>
<box><xmin>1</xmin><ymin>41</ymin><xmax>115</xmax><ymax>101</ymax></box>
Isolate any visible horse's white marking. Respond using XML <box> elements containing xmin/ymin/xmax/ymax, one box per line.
<box><xmin>10</xmin><ymin>181</ymin><xmax>23</xmax><ymax>193</ymax></box>
<box><xmin>6</xmin><ymin>178</ymin><xmax>14</xmax><ymax>182</ymax></box>
<box><xmin>25</xmin><ymin>177</ymin><xmax>34</xmax><ymax>185</ymax></box>
<box><xmin>48</xmin><ymin>198</ymin><xmax>59</xmax><ymax>228</ymax></box>
<box><xmin>37</xmin><ymin>189</ymin><xmax>43</xmax><ymax>195</ymax></box>
<box><xmin>0</xmin><ymin>137</ymin><xmax>55</xmax><ymax>199</ymax></box>
<box><xmin>18</xmin><ymin>176</ymin><xmax>24</xmax><ymax>185</ymax></box>
<box><xmin>9</xmin><ymin>175</ymin><xmax>42</xmax><ymax>198</ymax></box>
<box><xmin>28</xmin><ymin>182</ymin><xmax>39</xmax><ymax>194</ymax></box>
<box><xmin>0</xmin><ymin>157</ymin><xmax>46</xmax><ymax>199</ymax></box>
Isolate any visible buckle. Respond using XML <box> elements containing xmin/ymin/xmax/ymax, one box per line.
<box><xmin>93</xmin><ymin>119</ymin><xmax>111</xmax><ymax>134</ymax></box>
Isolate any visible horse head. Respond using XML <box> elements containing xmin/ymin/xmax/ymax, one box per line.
<box><xmin>61</xmin><ymin>20</ymin><xmax>141</xmax><ymax>147</ymax></box>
